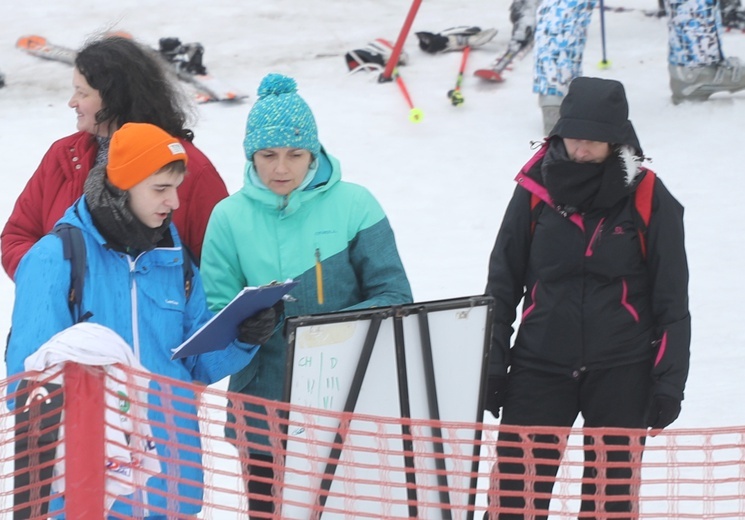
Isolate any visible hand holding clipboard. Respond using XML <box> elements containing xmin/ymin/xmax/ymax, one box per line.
<box><xmin>171</xmin><ymin>280</ymin><xmax>298</xmax><ymax>360</ymax></box>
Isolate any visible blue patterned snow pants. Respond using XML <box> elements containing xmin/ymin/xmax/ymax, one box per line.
<box><xmin>667</xmin><ymin>0</ymin><xmax>724</xmax><ymax>66</ymax></box>
<box><xmin>533</xmin><ymin>0</ymin><xmax>725</xmax><ymax>96</ymax></box>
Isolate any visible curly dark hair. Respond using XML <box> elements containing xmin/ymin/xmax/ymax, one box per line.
<box><xmin>75</xmin><ymin>35</ymin><xmax>195</xmax><ymax>141</ymax></box>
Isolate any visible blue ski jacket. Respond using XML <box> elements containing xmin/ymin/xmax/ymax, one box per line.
<box><xmin>6</xmin><ymin>197</ymin><xmax>260</xmax><ymax>518</ymax></box>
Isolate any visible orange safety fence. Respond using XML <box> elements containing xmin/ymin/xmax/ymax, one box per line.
<box><xmin>1</xmin><ymin>362</ymin><xmax>744</xmax><ymax>519</ymax></box>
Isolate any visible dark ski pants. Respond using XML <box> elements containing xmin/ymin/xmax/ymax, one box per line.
<box><xmin>226</xmin><ymin>399</ymin><xmax>277</xmax><ymax>519</ymax></box>
<box><xmin>488</xmin><ymin>360</ymin><xmax>653</xmax><ymax>520</ymax></box>
<box><xmin>245</xmin><ymin>453</ymin><xmax>275</xmax><ymax>518</ymax></box>
<box><xmin>13</xmin><ymin>379</ymin><xmax>63</xmax><ymax>520</ymax></box>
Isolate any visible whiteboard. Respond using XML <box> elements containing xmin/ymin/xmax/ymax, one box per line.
<box><xmin>281</xmin><ymin>296</ymin><xmax>493</xmax><ymax>520</ymax></box>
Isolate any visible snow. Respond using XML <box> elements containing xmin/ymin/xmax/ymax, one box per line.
<box><xmin>1</xmin><ymin>0</ymin><xmax>744</xmax><ymax>437</ymax></box>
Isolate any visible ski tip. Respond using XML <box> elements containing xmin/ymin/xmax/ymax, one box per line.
<box><xmin>193</xmin><ymin>93</ymin><xmax>213</xmax><ymax>104</ymax></box>
<box><xmin>104</xmin><ymin>30</ymin><xmax>133</xmax><ymax>40</ymax></box>
<box><xmin>192</xmin><ymin>92</ymin><xmax>249</xmax><ymax>104</ymax></box>
<box><xmin>16</xmin><ymin>35</ymin><xmax>48</xmax><ymax>51</ymax></box>
<box><xmin>474</xmin><ymin>68</ymin><xmax>504</xmax><ymax>82</ymax></box>
<box><xmin>218</xmin><ymin>92</ymin><xmax>249</xmax><ymax>103</ymax></box>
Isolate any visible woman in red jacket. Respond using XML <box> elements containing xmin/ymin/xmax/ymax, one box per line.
<box><xmin>1</xmin><ymin>35</ymin><xmax>228</xmax><ymax>279</ymax></box>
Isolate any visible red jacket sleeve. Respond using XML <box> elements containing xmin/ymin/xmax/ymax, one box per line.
<box><xmin>173</xmin><ymin>140</ymin><xmax>229</xmax><ymax>261</ymax></box>
<box><xmin>2</xmin><ymin>164</ymin><xmax>47</xmax><ymax>279</ymax></box>
<box><xmin>2</xmin><ymin>133</ymin><xmax>94</xmax><ymax>279</ymax></box>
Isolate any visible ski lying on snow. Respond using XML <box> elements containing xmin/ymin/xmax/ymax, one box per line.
<box><xmin>16</xmin><ymin>35</ymin><xmax>76</xmax><ymax>65</ymax></box>
<box><xmin>173</xmin><ymin>68</ymin><xmax>246</xmax><ymax>104</ymax></box>
<box><xmin>15</xmin><ymin>35</ymin><xmax>246</xmax><ymax>104</ymax></box>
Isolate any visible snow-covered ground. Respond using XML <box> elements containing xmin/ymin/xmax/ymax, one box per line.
<box><xmin>1</xmin><ymin>0</ymin><xmax>744</xmax><ymax>434</ymax></box>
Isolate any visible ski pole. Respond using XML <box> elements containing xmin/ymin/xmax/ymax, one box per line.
<box><xmin>447</xmin><ymin>45</ymin><xmax>471</xmax><ymax>106</ymax></box>
<box><xmin>393</xmin><ymin>69</ymin><xmax>424</xmax><ymax>123</ymax></box>
<box><xmin>379</xmin><ymin>0</ymin><xmax>424</xmax><ymax>82</ymax></box>
<box><xmin>598</xmin><ymin>0</ymin><xmax>611</xmax><ymax>68</ymax></box>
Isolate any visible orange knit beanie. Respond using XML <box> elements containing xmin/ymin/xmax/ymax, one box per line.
<box><xmin>106</xmin><ymin>123</ymin><xmax>188</xmax><ymax>190</ymax></box>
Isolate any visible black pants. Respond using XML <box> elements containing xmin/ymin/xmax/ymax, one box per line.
<box><xmin>488</xmin><ymin>361</ymin><xmax>652</xmax><ymax>520</ymax></box>
<box><xmin>227</xmin><ymin>398</ymin><xmax>278</xmax><ymax>519</ymax></box>
<box><xmin>244</xmin><ymin>453</ymin><xmax>275</xmax><ymax>519</ymax></box>
<box><xmin>13</xmin><ymin>380</ymin><xmax>64</xmax><ymax>520</ymax></box>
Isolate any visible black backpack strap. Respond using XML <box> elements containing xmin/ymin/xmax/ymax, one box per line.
<box><xmin>51</xmin><ymin>224</ymin><xmax>91</xmax><ymax>323</ymax></box>
<box><xmin>632</xmin><ymin>169</ymin><xmax>656</xmax><ymax>260</ymax></box>
<box><xmin>529</xmin><ymin>192</ymin><xmax>543</xmax><ymax>236</ymax></box>
<box><xmin>181</xmin><ymin>243</ymin><xmax>197</xmax><ymax>301</ymax></box>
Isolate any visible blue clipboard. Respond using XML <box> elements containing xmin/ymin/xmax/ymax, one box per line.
<box><xmin>171</xmin><ymin>280</ymin><xmax>298</xmax><ymax>360</ymax></box>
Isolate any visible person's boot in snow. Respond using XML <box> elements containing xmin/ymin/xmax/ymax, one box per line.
<box><xmin>539</xmin><ymin>94</ymin><xmax>562</xmax><ymax>135</ymax></box>
<box><xmin>669</xmin><ymin>58</ymin><xmax>745</xmax><ymax>103</ymax></box>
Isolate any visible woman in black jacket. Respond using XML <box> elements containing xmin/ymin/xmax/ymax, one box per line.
<box><xmin>483</xmin><ymin>77</ymin><xmax>691</xmax><ymax>519</ymax></box>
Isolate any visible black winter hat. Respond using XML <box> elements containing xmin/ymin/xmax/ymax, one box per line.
<box><xmin>549</xmin><ymin>76</ymin><xmax>642</xmax><ymax>155</ymax></box>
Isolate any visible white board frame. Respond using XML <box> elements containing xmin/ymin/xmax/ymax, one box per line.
<box><xmin>280</xmin><ymin>296</ymin><xmax>494</xmax><ymax>520</ymax></box>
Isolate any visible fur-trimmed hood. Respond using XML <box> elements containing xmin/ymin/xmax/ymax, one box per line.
<box><xmin>618</xmin><ymin>144</ymin><xmax>644</xmax><ymax>187</ymax></box>
<box><xmin>515</xmin><ymin>138</ymin><xmax>649</xmax><ymax>216</ymax></box>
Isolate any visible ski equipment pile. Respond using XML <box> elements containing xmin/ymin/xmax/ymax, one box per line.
<box><xmin>15</xmin><ymin>34</ymin><xmax>246</xmax><ymax>104</ymax></box>
<box><xmin>157</xmin><ymin>37</ymin><xmax>247</xmax><ymax>103</ymax></box>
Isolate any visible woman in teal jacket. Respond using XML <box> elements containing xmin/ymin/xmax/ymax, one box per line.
<box><xmin>200</xmin><ymin>73</ymin><xmax>413</xmax><ymax>516</ymax></box>
<box><xmin>6</xmin><ymin>123</ymin><xmax>275</xmax><ymax>519</ymax></box>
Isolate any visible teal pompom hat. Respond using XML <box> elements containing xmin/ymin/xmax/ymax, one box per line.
<box><xmin>243</xmin><ymin>73</ymin><xmax>321</xmax><ymax>160</ymax></box>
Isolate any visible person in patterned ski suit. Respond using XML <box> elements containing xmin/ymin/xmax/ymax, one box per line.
<box><xmin>533</xmin><ymin>0</ymin><xmax>745</xmax><ymax>133</ymax></box>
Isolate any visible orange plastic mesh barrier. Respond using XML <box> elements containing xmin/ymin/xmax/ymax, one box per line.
<box><xmin>1</xmin><ymin>363</ymin><xmax>744</xmax><ymax>519</ymax></box>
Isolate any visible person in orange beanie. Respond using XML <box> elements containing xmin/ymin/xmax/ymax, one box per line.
<box><xmin>6</xmin><ymin>122</ymin><xmax>279</xmax><ymax>519</ymax></box>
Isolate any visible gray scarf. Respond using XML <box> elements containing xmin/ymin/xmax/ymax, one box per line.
<box><xmin>83</xmin><ymin>164</ymin><xmax>172</xmax><ymax>255</ymax></box>
<box><xmin>94</xmin><ymin>135</ymin><xmax>111</xmax><ymax>169</ymax></box>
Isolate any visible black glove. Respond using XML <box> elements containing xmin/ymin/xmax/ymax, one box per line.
<box><xmin>271</xmin><ymin>298</ymin><xmax>285</xmax><ymax>319</ymax></box>
<box><xmin>238</xmin><ymin>304</ymin><xmax>280</xmax><ymax>345</ymax></box>
<box><xmin>484</xmin><ymin>375</ymin><xmax>509</xmax><ymax>419</ymax></box>
<box><xmin>646</xmin><ymin>395</ymin><xmax>681</xmax><ymax>430</ymax></box>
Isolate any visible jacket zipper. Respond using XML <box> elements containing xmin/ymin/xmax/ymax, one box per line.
<box><xmin>584</xmin><ymin>218</ymin><xmax>605</xmax><ymax>257</ymax></box>
<box><xmin>127</xmin><ymin>255</ymin><xmax>140</xmax><ymax>360</ymax></box>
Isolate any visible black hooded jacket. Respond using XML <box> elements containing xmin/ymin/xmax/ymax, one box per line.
<box><xmin>485</xmin><ymin>140</ymin><xmax>691</xmax><ymax>401</ymax></box>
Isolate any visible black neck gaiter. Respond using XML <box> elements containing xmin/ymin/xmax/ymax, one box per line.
<box><xmin>541</xmin><ymin>139</ymin><xmax>630</xmax><ymax>213</ymax></box>
<box><xmin>83</xmin><ymin>164</ymin><xmax>172</xmax><ymax>255</ymax></box>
